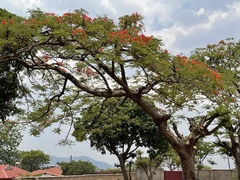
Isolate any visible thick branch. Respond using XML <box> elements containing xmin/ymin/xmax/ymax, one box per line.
<box><xmin>206</xmin><ymin>118</ymin><xmax>227</xmax><ymax>135</ymax></box>
<box><xmin>172</xmin><ymin>122</ymin><xmax>183</xmax><ymax>140</ymax></box>
<box><xmin>19</xmin><ymin>59</ymin><xmax>127</xmax><ymax>98</ymax></box>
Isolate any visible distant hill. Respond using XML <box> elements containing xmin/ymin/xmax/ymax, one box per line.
<box><xmin>49</xmin><ymin>155</ymin><xmax>114</xmax><ymax>170</ymax></box>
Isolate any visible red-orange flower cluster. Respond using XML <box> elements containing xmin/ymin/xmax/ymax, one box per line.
<box><xmin>1</xmin><ymin>20</ymin><xmax>8</xmax><ymax>25</ymax></box>
<box><xmin>71</xmin><ymin>28</ymin><xmax>86</xmax><ymax>36</ymax></box>
<box><xmin>108</xmin><ymin>29</ymin><xmax>152</xmax><ymax>44</ymax></box>
<box><xmin>178</xmin><ymin>55</ymin><xmax>206</xmax><ymax>68</ymax></box>
<box><xmin>45</xmin><ymin>12</ymin><xmax>56</xmax><ymax>16</ymax></box>
<box><xmin>63</xmin><ymin>12</ymin><xmax>71</xmax><ymax>17</ymax></box>
<box><xmin>1</xmin><ymin>19</ymin><xmax>14</xmax><ymax>25</ymax></box>
<box><xmin>209</xmin><ymin>69</ymin><xmax>221</xmax><ymax>80</ymax></box>
<box><xmin>83</xmin><ymin>14</ymin><xmax>92</xmax><ymax>22</ymax></box>
<box><xmin>56</xmin><ymin>16</ymin><xmax>63</xmax><ymax>23</ymax></box>
<box><xmin>177</xmin><ymin>55</ymin><xmax>222</xmax><ymax>81</ymax></box>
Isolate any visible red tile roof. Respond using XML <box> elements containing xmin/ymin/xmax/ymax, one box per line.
<box><xmin>31</xmin><ymin>166</ymin><xmax>62</xmax><ymax>176</ymax></box>
<box><xmin>0</xmin><ymin>165</ymin><xmax>29</xmax><ymax>178</ymax></box>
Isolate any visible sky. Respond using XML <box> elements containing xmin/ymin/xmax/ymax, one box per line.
<box><xmin>1</xmin><ymin>0</ymin><xmax>239</xmax><ymax>169</ymax></box>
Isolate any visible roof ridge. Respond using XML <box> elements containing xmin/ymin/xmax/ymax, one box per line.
<box><xmin>2</xmin><ymin>166</ymin><xmax>8</xmax><ymax>178</ymax></box>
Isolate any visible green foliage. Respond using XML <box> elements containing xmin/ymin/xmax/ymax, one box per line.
<box><xmin>73</xmin><ymin>97</ymin><xmax>168</xmax><ymax>156</ymax></box>
<box><xmin>0</xmin><ymin>9</ymin><xmax>25</xmax><ymax>123</ymax></box>
<box><xmin>0</xmin><ymin>62</ymin><xmax>23</xmax><ymax>122</ymax></box>
<box><xmin>0</xmin><ymin>121</ymin><xmax>22</xmax><ymax>165</ymax></box>
<box><xmin>194</xmin><ymin>140</ymin><xmax>217</xmax><ymax>180</ymax></box>
<box><xmin>135</xmin><ymin>150</ymin><xmax>164</xmax><ymax>169</ymax></box>
<box><xmin>162</xmin><ymin>148</ymin><xmax>181</xmax><ymax>171</ymax></box>
<box><xmin>195</xmin><ymin>139</ymin><xmax>216</xmax><ymax>170</ymax></box>
<box><xmin>135</xmin><ymin>149</ymin><xmax>167</xmax><ymax>180</ymax></box>
<box><xmin>191</xmin><ymin>38</ymin><xmax>240</xmax><ymax>107</ymax></box>
<box><xmin>97</xmin><ymin>168</ymin><xmax>122</xmax><ymax>174</ymax></box>
<box><xmin>73</xmin><ymin>98</ymin><xmax>168</xmax><ymax>180</ymax></box>
<box><xmin>191</xmin><ymin>38</ymin><xmax>240</xmax><ymax>173</ymax></box>
<box><xmin>0</xmin><ymin>9</ymin><xmax>27</xmax><ymax>167</ymax></box>
<box><xmin>57</xmin><ymin>160</ymin><xmax>97</xmax><ymax>175</ymax></box>
<box><xmin>20</xmin><ymin>150</ymin><xmax>50</xmax><ymax>172</ymax></box>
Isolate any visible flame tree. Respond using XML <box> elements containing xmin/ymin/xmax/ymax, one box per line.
<box><xmin>0</xmin><ymin>9</ymin><xmax>233</xmax><ymax>180</ymax></box>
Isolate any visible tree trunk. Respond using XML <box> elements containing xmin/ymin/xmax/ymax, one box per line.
<box><xmin>118</xmin><ymin>157</ymin><xmax>129</xmax><ymax>180</ymax></box>
<box><xmin>179</xmin><ymin>148</ymin><xmax>197</xmax><ymax>180</ymax></box>
<box><xmin>196</xmin><ymin>167</ymin><xmax>200</xmax><ymax>180</ymax></box>
<box><xmin>237</xmin><ymin>128</ymin><xmax>240</xmax><ymax>180</ymax></box>
<box><xmin>236</xmin><ymin>158</ymin><xmax>240</xmax><ymax>180</ymax></box>
<box><xmin>121</xmin><ymin>166</ymin><xmax>129</xmax><ymax>180</ymax></box>
<box><xmin>157</xmin><ymin>121</ymin><xmax>197</xmax><ymax>180</ymax></box>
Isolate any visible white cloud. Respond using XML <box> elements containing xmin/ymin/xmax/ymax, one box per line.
<box><xmin>152</xmin><ymin>1</ymin><xmax>240</xmax><ymax>55</ymax></box>
<box><xmin>100</xmin><ymin>0</ymin><xmax>117</xmax><ymax>15</ymax></box>
<box><xmin>8</xmin><ymin>0</ymin><xmax>41</xmax><ymax>10</ymax></box>
<box><xmin>196</xmin><ymin>8</ymin><xmax>205</xmax><ymax>16</ymax></box>
<box><xmin>227</xmin><ymin>1</ymin><xmax>240</xmax><ymax>11</ymax></box>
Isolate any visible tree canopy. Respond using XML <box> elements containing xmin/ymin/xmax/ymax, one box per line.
<box><xmin>0</xmin><ymin>9</ymin><xmax>236</xmax><ymax>180</ymax></box>
<box><xmin>73</xmin><ymin>98</ymin><xmax>169</xmax><ymax>180</ymax></box>
<box><xmin>190</xmin><ymin>38</ymin><xmax>240</xmax><ymax>179</ymax></box>
<box><xmin>57</xmin><ymin>160</ymin><xmax>96</xmax><ymax>175</ymax></box>
<box><xmin>20</xmin><ymin>150</ymin><xmax>50</xmax><ymax>172</ymax></box>
<box><xmin>0</xmin><ymin>9</ymin><xmax>25</xmax><ymax>123</ymax></box>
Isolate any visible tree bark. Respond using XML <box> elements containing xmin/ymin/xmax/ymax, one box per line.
<box><xmin>179</xmin><ymin>150</ymin><xmax>197</xmax><ymax>180</ymax></box>
<box><xmin>157</xmin><ymin>118</ymin><xmax>198</xmax><ymax>180</ymax></box>
<box><xmin>118</xmin><ymin>157</ymin><xmax>129</xmax><ymax>180</ymax></box>
<box><xmin>237</xmin><ymin>129</ymin><xmax>240</xmax><ymax>180</ymax></box>
<box><xmin>234</xmin><ymin>150</ymin><xmax>240</xmax><ymax>180</ymax></box>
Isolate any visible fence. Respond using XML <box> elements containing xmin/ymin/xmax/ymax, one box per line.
<box><xmin>16</xmin><ymin>169</ymin><xmax>238</xmax><ymax>180</ymax></box>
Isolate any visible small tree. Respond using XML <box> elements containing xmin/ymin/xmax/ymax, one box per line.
<box><xmin>135</xmin><ymin>149</ymin><xmax>166</xmax><ymax>180</ymax></box>
<box><xmin>195</xmin><ymin>140</ymin><xmax>216</xmax><ymax>180</ymax></box>
<box><xmin>73</xmin><ymin>98</ymin><xmax>169</xmax><ymax>180</ymax></box>
<box><xmin>162</xmin><ymin>148</ymin><xmax>181</xmax><ymax>171</ymax></box>
<box><xmin>0</xmin><ymin>121</ymin><xmax>22</xmax><ymax>165</ymax></box>
<box><xmin>20</xmin><ymin>150</ymin><xmax>50</xmax><ymax>172</ymax></box>
<box><xmin>57</xmin><ymin>160</ymin><xmax>96</xmax><ymax>175</ymax></box>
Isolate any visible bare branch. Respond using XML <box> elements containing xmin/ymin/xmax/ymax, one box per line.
<box><xmin>172</xmin><ymin>122</ymin><xmax>183</xmax><ymax>140</ymax></box>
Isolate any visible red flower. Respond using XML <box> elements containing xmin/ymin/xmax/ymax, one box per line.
<box><xmin>85</xmin><ymin>68</ymin><xmax>96</xmax><ymax>76</ymax></box>
<box><xmin>83</xmin><ymin>14</ymin><xmax>92</xmax><ymax>22</ymax></box>
<box><xmin>98</xmin><ymin>48</ymin><xmax>103</xmax><ymax>53</ymax></box>
<box><xmin>63</xmin><ymin>12</ymin><xmax>71</xmax><ymax>17</ymax></box>
<box><xmin>213</xmin><ymin>90</ymin><xmax>220</xmax><ymax>96</ymax></box>
<box><xmin>209</xmin><ymin>69</ymin><xmax>222</xmax><ymax>79</ymax></box>
<box><xmin>56</xmin><ymin>16</ymin><xmax>63</xmax><ymax>23</ymax></box>
<box><xmin>9</xmin><ymin>19</ymin><xmax>14</xmax><ymax>24</ymax></box>
<box><xmin>72</xmin><ymin>28</ymin><xmax>85</xmax><ymax>36</ymax></box>
<box><xmin>1</xmin><ymin>20</ymin><xmax>8</xmax><ymax>25</ymax></box>
<box><xmin>191</xmin><ymin>59</ymin><xmax>198</xmax><ymax>65</ymax></box>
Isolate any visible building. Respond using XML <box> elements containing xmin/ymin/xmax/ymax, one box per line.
<box><xmin>31</xmin><ymin>166</ymin><xmax>62</xmax><ymax>177</ymax></box>
<box><xmin>0</xmin><ymin>165</ymin><xmax>29</xmax><ymax>178</ymax></box>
